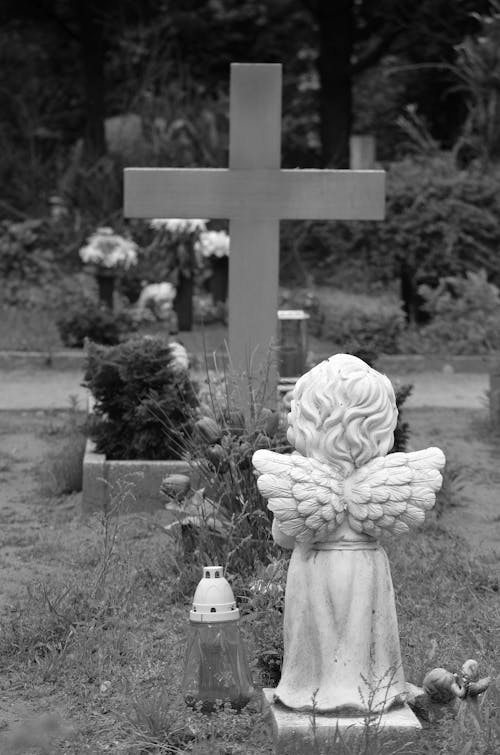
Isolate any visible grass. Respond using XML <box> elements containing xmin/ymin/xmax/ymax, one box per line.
<box><xmin>0</xmin><ymin>328</ymin><xmax>498</xmax><ymax>752</ymax></box>
<box><xmin>0</xmin><ymin>417</ymin><xmax>499</xmax><ymax>753</ymax></box>
<box><xmin>1</xmin><ymin>304</ymin><xmax>63</xmax><ymax>351</ymax></box>
<box><xmin>36</xmin><ymin>403</ymin><xmax>87</xmax><ymax>496</ymax></box>
<box><xmin>0</xmin><ymin>507</ymin><xmax>498</xmax><ymax>754</ymax></box>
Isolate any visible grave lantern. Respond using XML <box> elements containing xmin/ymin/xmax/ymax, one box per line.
<box><xmin>277</xmin><ymin>309</ymin><xmax>310</xmax><ymax>378</ymax></box>
<box><xmin>182</xmin><ymin>566</ymin><xmax>253</xmax><ymax>713</ymax></box>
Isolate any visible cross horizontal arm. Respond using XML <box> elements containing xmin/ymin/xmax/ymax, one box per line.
<box><xmin>124</xmin><ymin>168</ymin><xmax>385</xmax><ymax>221</ymax></box>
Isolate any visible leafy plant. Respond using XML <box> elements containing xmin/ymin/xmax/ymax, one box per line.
<box><xmin>239</xmin><ymin>558</ymin><xmax>288</xmax><ymax>686</ymax></box>
<box><xmin>56</xmin><ymin>298</ymin><xmax>138</xmax><ymax>348</ymax></box>
<box><xmin>155</xmin><ymin>360</ymin><xmax>292</xmax><ymax>576</ymax></box>
<box><xmin>84</xmin><ymin>336</ymin><xmax>198</xmax><ymax>460</ymax></box>
<box><xmin>392</xmin><ymin>382</ymin><xmax>412</xmax><ymax>454</ymax></box>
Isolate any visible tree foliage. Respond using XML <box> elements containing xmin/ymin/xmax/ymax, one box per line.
<box><xmin>0</xmin><ymin>0</ymin><xmax>495</xmax><ymax>217</ymax></box>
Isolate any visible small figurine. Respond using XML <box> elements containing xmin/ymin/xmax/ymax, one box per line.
<box><xmin>253</xmin><ymin>354</ymin><xmax>445</xmax><ymax>714</ymax></box>
<box><xmin>422</xmin><ymin>659</ymin><xmax>491</xmax><ymax>730</ymax></box>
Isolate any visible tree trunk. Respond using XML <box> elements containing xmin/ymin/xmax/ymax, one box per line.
<box><xmin>316</xmin><ymin>0</ymin><xmax>353</xmax><ymax>168</ymax></box>
<box><xmin>76</xmin><ymin>0</ymin><xmax>106</xmax><ymax>163</ymax></box>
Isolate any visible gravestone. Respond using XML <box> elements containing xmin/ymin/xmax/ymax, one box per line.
<box><xmin>124</xmin><ymin>64</ymin><xmax>384</xmax><ymax>384</ymax></box>
<box><xmin>253</xmin><ymin>354</ymin><xmax>446</xmax><ymax>753</ymax></box>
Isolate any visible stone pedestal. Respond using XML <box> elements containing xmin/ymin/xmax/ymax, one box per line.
<box><xmin>262</xmin><ymin>689</ymin><xmax>422</xmax><ymax>754</ymax></box>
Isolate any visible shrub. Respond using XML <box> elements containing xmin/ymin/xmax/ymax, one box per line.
<box><xmin>0</xmin><ymin>218</ymin><xmax>85</xmax><ymax>301</ymax></box>
<box><xmin>281</xmin><ymin>158</ymin><xmax>500</xmax><ymax>303</ymax></box>
<box><xmin>400</xmin><ymin>269</ymin><xmax>500</xmax><ymax>355</ymax></box>
<box><xmin>322</xmin><ymin>298</ymin><xmax>406</xmax><ymax>363</ymax></box>
<box><xmin>84</xmin><ymin>336</ymin><xmax>198</xmax><ymax>460</ymax></box>
<box><xmin>56</xmin><ymin>298</ymin><xmax>138</xmax><ymax>348</ymax></box>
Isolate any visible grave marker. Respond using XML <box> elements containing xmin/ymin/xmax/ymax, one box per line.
<box><xmin>124</xmin><ymin>64</ymin><xmax>385</xmax><ymax>381</ymax></box>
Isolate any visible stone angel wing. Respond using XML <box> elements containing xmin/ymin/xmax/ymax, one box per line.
<box><xmin>252</xmin><ymin>447</ymin><xmax>446</xmax><ymax>543</ymax></box>
<box><xmin>343</xmin><ymin>447</ymin><xmax>445</xmax><ymax>536</ymax></box>
<box><xmin>252</xmin><ymin>450</ymin><xmax>346</xmax><ymax>543</ymax></box>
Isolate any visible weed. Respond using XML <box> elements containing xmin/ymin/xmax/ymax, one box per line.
<box><xmin>434</xmin><ymin>457</ymin><xmax>468</xmax><ymax>518</ymax></box>
<box><xmin>38</xmin><ymin>432</ymin><xmax>86</xmax><ymax>496</ymax></box>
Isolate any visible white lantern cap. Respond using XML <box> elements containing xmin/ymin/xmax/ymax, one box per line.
<box><xmin>190</xmin><ymin>566</ymin><xmax>240</xmax><ymax>623</ymax></box>
<box><xmin>277</xmin><ymin>309</ymin><xmax>310</xmax><ymax>320</ymax></box>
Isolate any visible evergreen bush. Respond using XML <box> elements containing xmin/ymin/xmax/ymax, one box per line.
<box><xmin>84</xmin><ymin>337</ymin><xmax>198</xmax><ymax>460</ymax></box>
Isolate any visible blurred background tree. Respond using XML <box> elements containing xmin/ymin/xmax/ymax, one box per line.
<box><xmin>1</xmin><ymin>0</ymin><xmax>499</xmax><ymax>320</ymax></box>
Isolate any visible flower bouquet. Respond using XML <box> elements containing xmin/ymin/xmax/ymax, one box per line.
<box><xmin>79</xmin><ymin>227</ymin><xmax>138</xmax><ymax>309</ymax></box>
<box><xmin>148</xmin><ymin>218</ymin><xmax>207</xmax><ymax>330</ymax></box>
<box><xmin>195</xmin><ymin>230</ymin><xmax>230</xmax><ymax>305</ymax></box>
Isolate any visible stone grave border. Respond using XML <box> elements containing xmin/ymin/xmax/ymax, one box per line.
<box><xmin>82</xmin><ymin>392</ymin><xmax>202</xmax><ymax>515</ymax></box>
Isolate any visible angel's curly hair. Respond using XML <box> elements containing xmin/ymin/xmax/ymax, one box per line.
<box><xmin>287</xmin><ymin>354</ymin><xmax>397</xmax><ymax>473</ymax></box>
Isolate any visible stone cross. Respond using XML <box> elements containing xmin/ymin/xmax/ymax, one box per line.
<box><xmin>124</xmin><ymin>63</ymin><xmax>384</xmax><ymax>379</ymax></box>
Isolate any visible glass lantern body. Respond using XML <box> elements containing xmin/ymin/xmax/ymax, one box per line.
<box><xmin>183</xmin><ymin>620</ymin><xmax>254</xmax><ymax>713</ymax></box>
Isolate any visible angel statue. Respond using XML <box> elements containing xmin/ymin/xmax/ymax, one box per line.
<box><xmin>252</xmin><ymin>354</ymin><xmax>445</xmax><ymax>715</ymax></box>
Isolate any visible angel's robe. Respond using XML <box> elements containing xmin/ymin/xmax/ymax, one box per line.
<box><xmin>273</xmin><ymin>526</ymin><xmax>408</xmax><ymax>714</ymax></box>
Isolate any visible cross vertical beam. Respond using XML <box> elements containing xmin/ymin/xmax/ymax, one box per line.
<box><xmin>227</xmin><ymin>64</ymin><xmax>282</xmax><ymax>384</ymax></box>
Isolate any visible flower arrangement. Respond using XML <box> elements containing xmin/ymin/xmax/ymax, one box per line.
<box><xmin>195</xmin><ymin>230</ymin><xmax>230</xmax><ymax>259</ymax></box>
<box><xmin>150</xmin><ymin>218</ymin><xmax>207</xmax><ymax>235</ymax></box>
<box><xmin>79</xmin><ymin>227</ymin><xmax>138</xmax><ymax>270</ymax></box>
<box><xmin>146</xmin><ymin>218</ymin><xmax>208</xmax><ymax>331</ymax></box>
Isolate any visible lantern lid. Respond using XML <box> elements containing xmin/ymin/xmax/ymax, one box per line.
<box><xmin>190</xmin><ymin>566</ymin><xmax>240</xmax><ymax>622</ymax></box>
